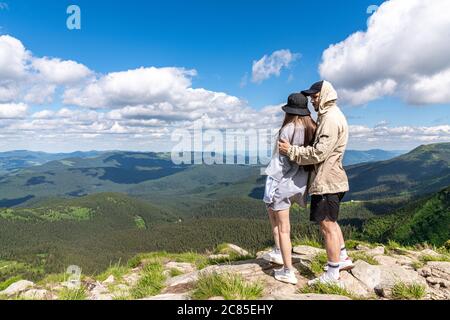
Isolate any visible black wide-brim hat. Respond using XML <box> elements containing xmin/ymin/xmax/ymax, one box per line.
<box><xmin>281</xmin><ymin>93</ymin><xmax>310</xmax><ymax>116</ymax></box>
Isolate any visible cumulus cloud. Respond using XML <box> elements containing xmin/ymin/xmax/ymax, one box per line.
<box><xmin>0</xmin><ymin>35</ymin><xmax>92</xmax><ymax>104</ymax></box>
<box><xmin>319</xmin><ymin>0</ymin><xmax>450</xmax><ymax>105</ymax></box>
<box><xmin>349</xmin><ymin>124</ymin><xmax>450</xmax><ymax>149</ymax></box>
<box><xmin>32</xmin><ymin>57</ymin><xmax>92</xmax><ymax>85</ymax></box>
<box><xmin>252</xmin><ymin>49</ymin><xmax>299</xmax><ymax>84</ymax></box>
<box><xmin>0</xmin><ymin>102</ymin><xmax>28</xmax><ymax>118</ymax></box>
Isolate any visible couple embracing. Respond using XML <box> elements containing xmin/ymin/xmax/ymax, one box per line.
<box><xmin>262</xmin><ymin>80</ymin><xmax>353</xmax><ymax>286</ymax></box>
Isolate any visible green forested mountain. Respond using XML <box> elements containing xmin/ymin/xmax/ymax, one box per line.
<box><xmin>0</xmin><ymin>143</ymin><xmax>448</xmax><ymax>281</ymax></box>
<box><xmin>345</xmin><ymin>143</ymin><xmax>450</xmax><ymax>200</ymax></box>
<box><xmin>362</xmin><ymin>186</ymin><xmax>450</xmax><ymax>246</ymax></box>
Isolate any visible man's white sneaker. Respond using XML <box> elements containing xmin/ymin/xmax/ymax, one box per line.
<box><xmin>323</xmin><ymin>257</ymin><xmax>354</xmax><ymax>271</ymax></box>
<box><xmin>274</xmin><ymin>268</ymin><xmax>298</xmax><ymax>285</ymax></box>
<box><xmin>307</xmin><ymin>273</ymin><xmax>342</xmax><ymax>287</ymax></box>
<box><xmin>262</xmin><ymin>249</ymin><xmax>284</xmax><ymax>265</ymax></box>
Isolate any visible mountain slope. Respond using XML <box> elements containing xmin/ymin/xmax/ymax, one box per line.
<box><xmin>362</xmin><ymin>186</ymin><xmax>450</xmax><ymax>246</ymax></box>
<box><xmin>346</xmin><ymin>143</ymin><xmax>450</xmax><ymax>200</ymax></box>
<box><xmin>343</xmin><ymin>149</ymin><xmax>405</xmax><ymax>166</ymax></box>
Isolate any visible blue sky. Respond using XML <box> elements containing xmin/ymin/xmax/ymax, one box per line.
<box><xmin>0</xmin><ymin>0</ymin><xmax>449</xmax><ymax>152</ymax></box>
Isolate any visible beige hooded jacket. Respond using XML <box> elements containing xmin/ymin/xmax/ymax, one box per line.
<box><xmin>287</xmin><ymin>81</ymin><xmax>349</xmax><ymax>195</ymax></box>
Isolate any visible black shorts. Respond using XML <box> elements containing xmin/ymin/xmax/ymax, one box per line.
<box><xmin>310</xmin><ymin>192</ymin><xmax>346</xmax><ymax>223</ymax></box>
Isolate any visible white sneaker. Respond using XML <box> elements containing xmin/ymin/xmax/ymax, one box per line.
<box><xmin>274</xmin><ymin>268</ymin><xmax>298</xmax><ymax>285</ymax></box>
<box><xmin>262</xmin><ymin>249</ymin><xmax>284</xmax><ymax>265</ymax></box>
<box><xmin>307</xmin><ymin>273</ymin><xmax>342</xmax><ymax>287</ymax></box>
<box><xmin>323</xmin><ymin>257</ymin><xmax>354</xmax><ymax>271</ymax></box>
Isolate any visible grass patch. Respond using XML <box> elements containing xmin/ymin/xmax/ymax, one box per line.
<box><xmin>391</xmin><ymin>282</ymin><xmax>426</xmax><ymax>300</ymax></box>
<box><xmin>130</xmin><ymin>262</ymin><xmax>165</xmax><ymax>299</ymax></box>
<box><xmin>309</xmin><ymin>253</ymin><xmax>328</xmax><ymax>276</ymax></box>
<box><xmin>37</xmin><ymin>273</ymin><xmax>67</xmax><ymax>286</ymax></box>
<box><xmin>411</xmin><ymin>261</ymin><xmax>424</xmax><ymax>270</ymax></box>
<box><xmin>191</xmin><ymin>272</ymin><xmax>263</xmax><ymax>300</ymax></box>
<box><xmin>292</xmin><ymin>235</ymin><xmax>322</xmax><ymax>248</ymax></box>
<box><xmin>419</xmin><ymin>254</ymin><xmax>450</xmax><ymax>263</ymax></box>
<box><xmin>58</xmin><ymin>287</ymin><xmax>87</xmax><ymax>300</ymax></box>
<box><xmin>96</xmin><ymin>261</ymin><xmax>129</xmax><ymax>282</ymax></box>
<box><xmin>349</xmin><ymin>252</ymin><xmax>379</xmax><ymax>265</ymax></box>
<box><xmin>0</xmin><ymin>276</ymin><xmax>22</xmax><ymax>291</ymax></box>
<box><xmin>169</xmin><ymin>268</ymin><xmax>184</xmax><ymax>277</ymax></box>
<box><xmin>299</xmin><ymin>282</ymin><xmax>354</xmax><ymax>299</ymax></box>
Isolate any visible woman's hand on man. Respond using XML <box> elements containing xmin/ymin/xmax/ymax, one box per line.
<box><xmin>278</xmin><ymin>139</ymin><xmax>291</xmax><ymax>155</ymax></box>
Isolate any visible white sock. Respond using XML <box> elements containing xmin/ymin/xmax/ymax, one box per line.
<box><xmin>326</xmin><ymin>262</ymin><xmax>340</xmax><ymax>280</ymax></box>
<box><xmin>340</xmin><ymin>245</ymin><xmax>348</xmax><ymax>261</ymax></box>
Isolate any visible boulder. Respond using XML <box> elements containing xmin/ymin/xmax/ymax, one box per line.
<box><xmin>351</xmin><ymin>260</ymin><xmax>427</xmax><ymax>298</ymax></box>
<box><xmin>102</xmin><ymin>275</ymin><xmax>115</xmax><ymax>285</ymax></box>
<box><xmin>0</xmin><ymin>280</ymin><xmax>34</xmax><ymax>296</ymax></box>
<box><xmin>164</xmin><ymin>262</ymin><xmax>196</xmax><ymax>274</ymax></box>
<box><xmin>365</xmin><ymin>246</ymin><xmax>385</xmax><ymax>256</ymax></box>
<box><xmin>264</xmin><ymin>293</ymin><xmax>351</xmax><ymax>300</ymax></box>
<box><xmin>339</xmin><ymin>272</ymin><xmax>372</xmax><ymax>298</ymax></box>
<box><xmin>217</xmin><ymin>244</ymin><xmax>249</xmax><ymax>256</ymax></box>
<box><xmin>21</xmin><ymin>289</ymin><xmax>51</xmax><ymax>300</ymax></box>
<box><xmin>165</xmin><ymin>271</ymin><xmax>199</xmax><ymax>287</ymax></box>
<box><xmin>141</xmin><ymin>293</ymin><xmax>190</xmax><ymax>300</ymax></box>
<box><xmin>208</xmin><ymin>254</ymin><xmax>230</xmax><ymax>260</ymax></box>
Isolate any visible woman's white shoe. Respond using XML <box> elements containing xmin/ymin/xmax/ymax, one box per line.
<box><xmin>274</xmin><ymin>268</ymin><xmax>298</xmax><ymax>285</ymax></box>
<box><xmin>307</xmin><ymin>273</ymin><xmax>342</xmax><ymax>287</ymax></box>
<box><xmin>262</xmin><ymin>249</ymin><xmax>284</xmax><ymax>265</ymax></box>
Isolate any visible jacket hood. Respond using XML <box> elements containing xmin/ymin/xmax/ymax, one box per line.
<box><xmin>318</xmin><ymin>81</ymin><xmax>338</xmax><ymax>115</ymax></box>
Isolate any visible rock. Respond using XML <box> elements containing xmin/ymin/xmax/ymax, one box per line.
<box><xmin>21</xmin><ymin>289</ymin><xmax>51</xmax><ymax>300</ymax></box>
<box><xmin>165</xmin><ymin>271</ymin><xmax>199</xmax><ymax>287</ymax></box>
<box><xmin>351</xmin><ymin>260</ymin><xmax>427</xmax><ymax>297</ymax></box>
<box><xmin>339</xmin><ymin>272</ymin><xmax>372</xmax><ymax>298</ymax></box>
<box><xmin>356</xmin><ymin>244</ymin><xmax>371</xmax><ymax>251</ymax></box>
<box><xmin>293</xmin><ymin>245</ymin><xmax>325</xmax><ymax>257</ymax></box>
<box><xmin>351</xmin><ymin>261</ymin><xmax>382</xmax><ymax>290</ymax></box>
<box><xmin>261</xmin><ymin>273</ymin><xmax>306</xmax><ymax>297</ymax></box>
<box><xmin>141</xmin><ymin>293</ymin><xmax>190</xmax><ymax>300</ymax></box>
<box><xmin>90</xmin><ymin>294</ymin><xmax>114</xmax><ymax>300</ymax></box>
<box><xmin>420</xmin><ymin>249</ymin><xmax>442</xmax><ymax>258</ymax></box>
<box><xmin>217</xmin><ymin>244</ymin><xmax>249</xmax><ymax>256</ymax></box>
<box><xmin>264</xmin><ymin>293</ymin><xmax>351</xmax><ymax>300</ymax></box>
<box><xmin>373</xmin><ymin>255</ymin><xmax>398</xmax><ymax>266</ymax></box>
<box><xmin>208</xmin><ymin>254</ymin><xmax>230</xmax><ymax>260</ymax></box>
<box><xmin>365</xmin><ymin>246</ymin><xmax>385</xmax><ymax>256</ymax></box>
<box><xmin>102</xmin><ymin>275</ymin><xmax>115</xmax><ymax>285</ymax></box>
<box><xmin>90</xmin><ymin>282</ymin><xmax>109</xmax><ymax>296</ymax></box>
<box><xmin>123</xmin><ymin>272</ymin><xmax>140</xmax><ymax>286</ymax></box>
<box><xmin>208</xmin><ymin>296</ymin><xmax>225</xmax><ymax>300</ymax></box>
<box><xmin>165</xmin><ymin>262</ymin><xmax>195</xmax><ymax>274</ymax></box>
<box><xmin>423</xmin><ymin>261</ymin><xmax>450</xmax><ymax>279</ymax></box>
<box><xmin>0</xmin><ymin>280</ymin><xmax>34</xmax><ymax>296</ymax></box>
<box><xmin>256</xmin><ymin>249</ymin><xmax>272</xmax><ymax>259</ymax></box>
<box><xmin>199</xmin><ymin>260</ymin><xmax>273</xmax><ymax>282</ymax></box>
<box><xmin>292</xmin><ymin>246</ymin><xmax>325</xmax><ymax>263</ymax></box>
<box><xmin>425</xmin><ymin>277</ymin><xmax>450</xmax><ymax>288</ymax></box>
<box><xmin>418</xmin><ymin>261</ymin><xmax>450</xmax><ymax>299</ymax></box>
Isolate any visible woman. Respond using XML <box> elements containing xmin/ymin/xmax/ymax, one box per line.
<box><xmin>262</xmin><ymin>93</ymin><xmax>316</xmax><ymax>285</ymax></box>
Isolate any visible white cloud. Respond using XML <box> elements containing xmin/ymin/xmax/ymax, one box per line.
<box><xmin>319</xmin><ymin>0</ymin><xmax>450</xmax><ymax>105</ymax></box>
<box><xmin>0</xmin><ymin>102</ymin><xmax>28</xmax><ymax>118</ymax></box>
<box><xmin>0</xmin><ymin>35</ymin><xmax>92</xmax><ymax>105</ymax></box>
<box><xmin>252</xmin><ymin>49</ymin><xmax>299</xmax><ymax>84</ymax></box>
<box><xmin>349</xmin><ymin>124</ymin><xmax>450</xmax><ymax>149</ymax></box>
<box><xmin>32</xmin><ymin>57</ymin><xmax>92</xmax><ymax>85</ymax></box>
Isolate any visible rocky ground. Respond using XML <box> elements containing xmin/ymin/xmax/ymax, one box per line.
<box><xmin>1</xmin><ymin>243</ymin><xmax>449</xmax><ymax>300</ymax></box>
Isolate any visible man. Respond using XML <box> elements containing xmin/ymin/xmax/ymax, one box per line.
<box><xmin>278</xmin><ymin>80</ymin><xmax>354</xmax><ymax>285</ymax></box>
